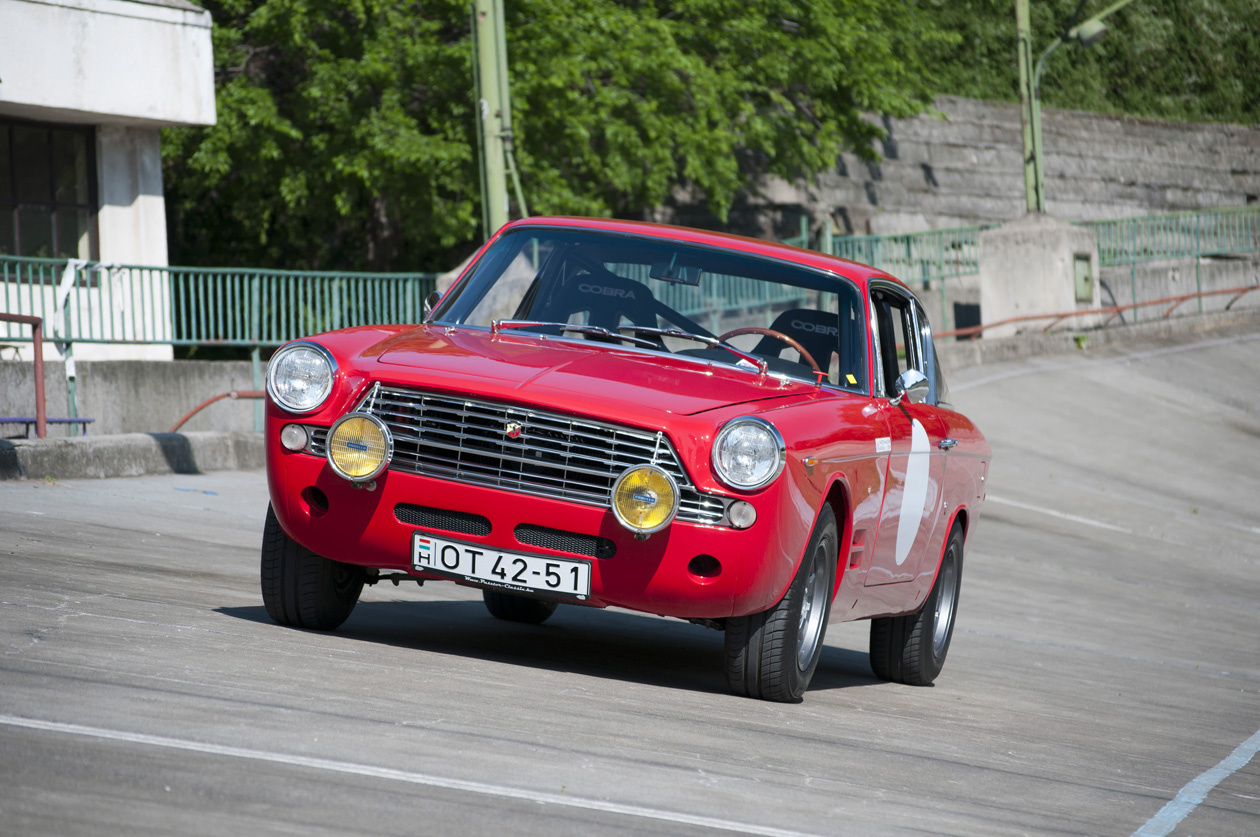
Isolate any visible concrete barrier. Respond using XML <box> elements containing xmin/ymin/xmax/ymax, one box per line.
<box><xmin>0</xmin><ymin>431</ymin><xmax>263</xmax><ymax>481</ymax></box>
<box><xmin>0</xmin><ymin>359</ymin><xmax>258</xmax><ymax>437</ymax></box>
<box><xmin>937</xmin><ymin>305</ymin><xmax>1260</xmax><ymax>373</ymax></box>
<box><xmin>1100</xmin><ymin>255</ymin><xmax>1260</xmax><ymax>317</ymax></box>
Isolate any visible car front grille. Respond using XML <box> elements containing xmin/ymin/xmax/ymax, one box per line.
<box><xmin>394</xmin><ymin>503</ymin><xmax>492</xmax><ymax>536</ymax></box>
<box><xmin>515</xmin><ymin>523</ymin><xmax>617</xmax><ymax>559</ymax></box>
<box><xmin>327</xmin><ymin>385</ymin><xmax>728</xmax><ymax>526</ymax></box>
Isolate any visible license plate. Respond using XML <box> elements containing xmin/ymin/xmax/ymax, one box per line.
<box><xmin>411</xmin><ymin>532</ymin><xmax>592</xmax><ymax>601</ymax></box>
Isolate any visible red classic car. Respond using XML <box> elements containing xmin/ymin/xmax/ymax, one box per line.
<box><xmin>261</xmin><ymin>217</ymin><xmax>990</xmax><ymax>702</ymax></box>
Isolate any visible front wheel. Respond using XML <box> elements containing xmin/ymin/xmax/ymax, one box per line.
<box><xmin>260</xmin><ymin>504</ymin><xmax>365</xmax><ymax>630</ymax></box>
<box><xmin>725</xmin><ymin>505</ymin><xmax>837</xmax><ymax>702</ymax></box>
<box><xmin>870</xmin><ymin>522</ymin><xmax>964</xmax><ymax>686</ymax></box>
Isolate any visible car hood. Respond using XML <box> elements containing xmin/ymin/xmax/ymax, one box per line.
<box><xmin>363</xmin><ymin>325</ymin><xmax>817</xmax><ymax>418</ymax></box>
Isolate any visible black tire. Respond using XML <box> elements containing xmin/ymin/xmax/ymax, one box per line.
<box><xmin>725</xmin><ymin>505</ymin><xmax>838</xmax><ymax>702</ymax></box>
<box><xmin>483</xmin><ymin>589</ymin><xmax>559</xmax><ymax>625</ymax></box>
<box><xmin>260</xmin><ymin>503</ymin><xmax>365</xmax><ymax>631</ymax></box>
<box><xmin>870</xmin><ymin>522</ymin><xmax>964</xmax><ymax>686</ymax></box>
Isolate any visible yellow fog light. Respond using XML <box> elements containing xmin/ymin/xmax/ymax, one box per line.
<box><xmin>611</xmin><ymin>465</ymin><xmax>679</xmax><ymax>537</ymax></box>
<box><xmin>327</xmin><ymin>413</ymin><xmax>392</xmax><ymax>482</ymax></box>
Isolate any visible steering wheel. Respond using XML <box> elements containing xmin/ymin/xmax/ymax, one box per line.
<box><xmin>718</xmin><ymin>327</ymin><xmax>821</xmax><ymax>374</ymax></box>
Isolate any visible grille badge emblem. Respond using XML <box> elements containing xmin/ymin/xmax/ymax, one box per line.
<box><xmin>505</xmin><ymin>421</ymin><xmax>524</xmax><ymax>439</ymax></box>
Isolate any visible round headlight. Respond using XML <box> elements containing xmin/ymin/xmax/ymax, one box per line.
<box><xmin>712</xmin><ymin>417</ymin><xmax>785</xmax><ymax>490</ymax></box>
<box><xmin>267</xmin><ymin>342</ymin><xmax>335</xmax><ymax>414</ymax></box>
<box><xmin>327</xmin><ymin>413</ymin><xmax>393</xmax><ymax>482</ymax></box>
<box><xmin>611</xmin><ymin>465</ymin><xmax>679</xmax><ymax>536</ymax></box>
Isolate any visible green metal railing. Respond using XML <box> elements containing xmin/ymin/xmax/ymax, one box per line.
<box><xmin>613</xmin><ymin>262</ymin><xmax>809</xmax><ymax>328</ymax></box>
<box><xmin>815</xmin><ymin>225</ymin><xmax>988</xmax><ymax>329</ymax></box>
<box><xmin>829</xmin><ymin>225</ymin><xmax>987</xmax><ymax>284</ymax></box>
<box><xmin>1</xmin><ymin>256</ymin><xmax>440</xmax><ymax>432</ymax></box>
<box><xmin>0</xmin><ymin>256</ymin><xmax>439</xmax><ymax>347</ymax></box>
<box><xmin>792</xmin><ymin>205</ymin><xmax>1260</xmax><ymax>279</ymax></box>
<box><xmin>1084</xmin><ymin>205</ymin><xmax>1260</xmax><ymax>267</ymax></box>
<box><xmin>780</xmin><ymin>215</ymin><xmax>811</xmax><ymax>250</ymax></box>
<box><xmin>784</xmin><ymin>205</ymin><xmax>1260</xmax><ymax>327</ymax></box>
<box><xmin>1083</xmin><ymin>206</ymin><xmax>1260</xmax><ymax>316</ymax></box>
<box><xmin>4</xmin><ymin>204</ymin><xmax>1257</xmax><ymax>352</ymax></box>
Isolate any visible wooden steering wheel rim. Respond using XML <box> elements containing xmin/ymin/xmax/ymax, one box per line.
<box><xmin>717</xmin><ymin>327</ymin><xmax>821</xmax><ymax>374</ymax></box>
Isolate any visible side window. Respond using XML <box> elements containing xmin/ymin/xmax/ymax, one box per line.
<box><xmin>916</xmin><ymin>301</ymin><xmax>948</xmax><ymax>407</ymax></box>
<box><xmin>870</xmin><ymin>287</ymin><xmax>923</xmax><ymax>398</ymax></box>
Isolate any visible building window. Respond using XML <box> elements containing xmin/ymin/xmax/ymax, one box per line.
<box><xmin>0</xmin><ymin>118</ymin><xmax>98</xmax><ymax>260</ymax></box>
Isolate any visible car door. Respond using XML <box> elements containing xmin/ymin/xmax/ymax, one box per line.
<box><xmin>864</xmin><ymin>285</ymin><xmax>950</xmax><ymax>587</ymax></box>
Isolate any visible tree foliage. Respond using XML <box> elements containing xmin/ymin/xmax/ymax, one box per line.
<box><xmin>164</xmin><ymin>0</ymin><xmax>477</xmax><ymax>272</ymax></box>
<box><xmin>165</xmin><ymin>1</ymin><xmax>1258</xmax><ymax>273</ymax></box>
<box><xmin>163</xmin><ymin>1</ymin><xmax>950</xmax><ymax>271</ymax></box>
<box><xmin>916</xmin><ymin>0</ymin><xmax>1260</xmax><ymax>125</ymax></box>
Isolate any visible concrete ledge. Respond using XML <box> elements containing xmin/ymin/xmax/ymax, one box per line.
<box><xmin>0</xmin><ymin>431</ymin><xmax>263</xmax><ymax>481</ymax></box>
<box><xmin>938</xmin><ymin>305</ymin><xmax>1260</xmax><ymax>373</ymax></box>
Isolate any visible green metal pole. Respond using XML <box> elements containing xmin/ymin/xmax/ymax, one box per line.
<box><xmin>1026</xmin><ymin>0</ymin><xmax>1137</xmax><ymax>215</ymax></box>
<box><xmin>1081</xmin><ymin>0</ymin><xmax>1140</xmax><ymax>30</ymax></box>
<box><xmin>1016</xmin><ymin>0</ymin><xmax>1038</xmax><ymax>213</ymax></box>
<box><xmin>251</xmin><ymin>346</ymin><xmax>263</xmax><ymax>433</ymax></box>
<box><xmin>474</xmin><ymin>0</ymin><xmax>508</xmax><ymax>235</ymax></box>
<box><xmin>493</xmin><ymin>0</ymin><xmax>528</xmax><ymax>218</ymax></box>
<box><xmin>1131</xmin><ymin>221</ymin><xmax>1139</xmax><ymax>323</ymax></box>
<box><xmin>251</xmin><ymin>276</ymin><xmax>263</xmax><ymax>432</ymax></box>
<box><xmin>470</xmin><ymin>5</ymin><xmax>489</xmax><ymax>241</ymax></box>
<box><xmin>65</xmin><ymin>343</ymin><xmax>78</xmax><ymax>433</ymax></box>
<box><xmin>1030</xmin><ymin>40</ymin><xmax>1062</xmax><ymax>214</ymax></box>
<box><xmin>1196</xmin><ymin>213</ymin><xmax>1203</xmax><ymax>314</ymax></box>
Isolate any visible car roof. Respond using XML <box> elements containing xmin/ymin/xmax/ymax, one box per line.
<box><xmin>498</xmin><ymin>216</ymin><xmax>911</xmax><ymax>294</ymax></box>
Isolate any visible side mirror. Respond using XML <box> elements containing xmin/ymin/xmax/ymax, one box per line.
<box><xmin>890</xmin><ymin>369</ymin><xmax>929</xmax><ymax>406</ymax></box>
<box><xmin>422</xmin><ymin>291</ymin><xmax>442</xmax><ymax>320</ymax></box>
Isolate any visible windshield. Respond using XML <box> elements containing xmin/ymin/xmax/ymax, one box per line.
<box><xmin>433</xmin><ymin>227</ymin><xmax>868</xmax><ymax>392</ymax></box>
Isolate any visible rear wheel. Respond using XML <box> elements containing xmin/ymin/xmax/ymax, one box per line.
<box><xmin>483</xmin><ymin>590</ymin><xmax>558</xmax><ymax>625</ymax></box>
<box><xmin>260</xmin><ymin>504</ymin><xmax>365</xmax><ymax>630</ymax></box>
<box><xmin>725</xmin><ymin>506</ymin><xmax>837</xmax><ymax>702</ymax></box>
<box><xmin>870</xmin><ymin>522</ymin><xmax>963</xmax><ymax>685</ymax></box>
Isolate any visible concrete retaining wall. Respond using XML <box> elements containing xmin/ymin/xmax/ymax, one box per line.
<box><xmin>1</xmin><ymin>360</ymin><xmax>259</xmax><ymax>437</ymax></box>
<box><xmin>662</xmin><ymin>96</ymin><xmax>1260</xmax><ymax>240</ymax></box>
<box><xmin>917</xmin><ymin>253</ymin><xmax>1260</xmax><ymax>336</ymax></box>
<box><xmin>0</xmin><ymin>431</ymin><xmax>263</xmax><ymax>481</ymax></box>
<box><xmin>1099</xmin><ymin>256</ymin><xmax>1260</xmax><ymax>320</ymax></box>
<box><xmin>936</xmin><ymin>305</ymin><xmax>1260</xmax><ymax>375</ymax></box>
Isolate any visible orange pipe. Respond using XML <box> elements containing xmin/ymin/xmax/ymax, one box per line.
<box><xmin>939</xmin><ymin>284</ymin><xmax>1260</xmax><ymax>339</ymax></box>
<box><xmin>170</xmin><ymin>390</ymin><xmax>265</xmax><ymax>433</ymax></box>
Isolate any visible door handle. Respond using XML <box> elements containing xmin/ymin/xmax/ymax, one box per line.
<box><xmin>938</xmin><ymin>438</ymin><xmax>958</xmax><ymax>450</ymax></box>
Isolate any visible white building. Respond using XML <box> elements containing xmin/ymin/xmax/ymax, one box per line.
<box><xmin>0</xmin><ymin>0</ymin><xmax>216</xmax><ymax>359</ymax></box>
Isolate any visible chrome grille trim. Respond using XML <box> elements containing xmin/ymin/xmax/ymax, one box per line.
<box><xmin>307</xmin><ymin>427</ymin><xmax>328</xmax><ymax>456</ymax></box>
<box><xmin>348</xmin><ymin>386</ymin><xmax>729</xmax><ymax>526</ymax></box>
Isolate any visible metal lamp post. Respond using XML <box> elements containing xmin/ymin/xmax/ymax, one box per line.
<box><xmin>1018</xmin><ymin>0</ymin><xmax>1138</xmax><ymax>213</ymax></box>
<box><xmin>473</xmin><ymin>0</ymin><xmax>529</xmax><ymax>240</ymax></box>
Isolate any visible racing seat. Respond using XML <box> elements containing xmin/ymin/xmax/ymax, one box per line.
<box><xmin>536</xmin><ymin>261</ymin><xmax>661</xmax><ymax>333</ymax></box>
<box><xmin>751</xmin><ymin>308</ymin><xmax>841</xmax><ymax>375</ymax></box>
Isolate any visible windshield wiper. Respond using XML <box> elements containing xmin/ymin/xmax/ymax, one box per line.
<box><xmin>617</xmin><ymin>326</ymin><xmax>768</xmax><ymax>374</ymax></box>
<box><xmin>491</xmin><ymin>319</ymin><xmax>658</xmax><ymax>349</ymax></box>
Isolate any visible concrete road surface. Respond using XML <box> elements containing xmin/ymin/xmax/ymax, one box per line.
<box><xmin>2</xmin><ymin>329</ymin><xmax>1258</xmax><ymax>836</ymax></box>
